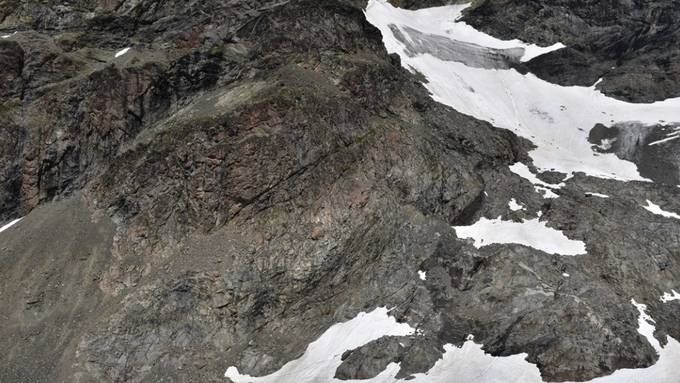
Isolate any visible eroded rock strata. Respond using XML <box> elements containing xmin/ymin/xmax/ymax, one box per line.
<box><xmin>0</xmin><ymin>1</ymin><xmax>678</xmax><ymax>382</ymax></box>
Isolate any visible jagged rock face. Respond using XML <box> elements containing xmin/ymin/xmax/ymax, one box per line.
<box><xmin>459</xmin><ymin>0</ymin><xmax>680</xmax><ymax>103</ymax></box>
<box><xmin>0</xmin><ymin>1</ymin><xmax>679</xmax><ymax>383</ymax></box>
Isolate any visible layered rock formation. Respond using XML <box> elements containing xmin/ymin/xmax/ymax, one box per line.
<box><xmin>0</xmin><ymin>1</ymin><xmax>678</xmax><ymax>382</ymax></box>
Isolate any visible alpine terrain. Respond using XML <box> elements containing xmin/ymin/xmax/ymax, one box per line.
<box><xmin>1</xmin><ymin>0</ymin><xmax>679</xmax><ymax>382</ymax></box>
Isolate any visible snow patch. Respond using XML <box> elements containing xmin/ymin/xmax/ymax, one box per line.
<box><xmin>224</xmin><ymin>307</ymin><xmax>414</xmax><ymax>383</ymax></box>
<box><xmin>631</xmin><ymin>299</ymin><xmax>661</xmax><ymax>352</ymax></box>
<box><xmin>643</xmin><ymin>200</ymin><xmax>680</xmax><ymax>219</ymax></box>
<box><xmin>418</xmin><ymin>270</ymin><xmax>427</xmax><ymax>281</ymax></box>
<box><xmin>521</xmin><ymin>42</ymin><xmax>566</xmax><ymax>62</ymax></box>
<box><xmin>115</xmin><ymin>47</ymin><xmax>131</xmax><ymax>58</ymax></box>
<box><xmin>365</xmin><ymin>0</ymin><xmax>680</xmax><ymax>182</ymax></box>
<box><xmin>508</xmin><ymin>198</ymin><xmax>525</xmax><ymax>211</ymax></box>
<box><xmin>452</xmin><ymin>216</ymin><xmax>586</xmax><ymax>256</ymax></box>
<box><xmin>562</xmin><ymin>273</ymin><xmax>570</xmax><ymax>277</ymax></box>
<box><xmin>509</xmin><ymin>163</ymin><xmax>561</xmax><ymax>199</ymax></box>
<box><xmin>585</xmin><ymin>192</ymin><xmax>610</xmax><ymax>198</ymax></box>
<box><xmin>0</xmin><ymin>218</ymin><xmax>21</xmax><ymax>234</ymax></box>
<box><xmin>661</xmin><ymin>290</ymin><xmax>680</xmax><ymax>303</ymax></box>
<box><xmin>1</xmin><ymin>31</ymin><xmax>17</xmax><ymax>39</ymax></box>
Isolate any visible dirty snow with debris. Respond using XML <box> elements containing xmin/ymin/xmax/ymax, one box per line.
<box><xmin>643</xmin><ymin>200</ymin><xmax>680</xmax><ymax>219</ymax></box>
<box><xmin>365</xmin><ymin>0</ymin><xmax>680</xmax><ymax>182</ymax></box>
<box><xmin>452</xmin><ymin>216</ymin><xmax>586</xmax><ymax>256</ymax></box>
<box><xmin>0</xmin><ymin>218</ymin><xmax>21</xmax><ymax>234</ymax></box>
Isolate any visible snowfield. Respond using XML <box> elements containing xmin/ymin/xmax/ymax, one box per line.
<box><xmin>365</xmin><ymin>0</ymin><xmax>680</xmax><ymax>182</ymax></box>
<box><xmin>452</xmin><ymin>216</ymin><xmax>587</xmax><ymax>256</ymax></box>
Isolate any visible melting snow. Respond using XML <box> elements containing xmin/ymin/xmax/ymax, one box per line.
<box><xmin>225</xmin><ymin>300</ymin><xmax>680</xmax><ymax>383</ymax></box>
<box><xmin>365</xmin><ymin>0</ymin><xmax>680</xmax><ymax>182</ymax></box>
<box><xmin>0</xmin><ymin>218</ymin><xmax>21</xmax><ymax>233</ymax></box>
<box><xmin>452</xmin><ymin>216</ymin><xmax>586</xmax><ymax>256</ymax></box>
<box><xmin>661</xmin><ymin>290</ymin><xmax>680</xmax><ymax>303</ymax></box>
<box><xmin>115</xmin><ymin>47</ymin><xmax>131</xmax><ymax>58</ymax></box>
<box><xmin>643</xmin><ymin>200</ymin><xmax>680</xmax><ymax>219</ymax></box>
<box><xmin>631</xmin><ymin>299</ymin><xmax>661</xmax><ymax>352</ymax></box>
<box><xmin>509</xmin><ymin>163</ymin><xmax>561</xmax><ymax>199</ymax></box>
<box><xmin>224</xmin><ymin>307</ymin><xmax>414</xmax><ymax>383</ymax></box>
<box><xmin>418</xmin><ymin>270</ymin><xmax>427</xmax><ymax>281</ymax></box>
<box><xmin>360</xmin><ymin>2</ymin><xmax>680</xmax><ymax>381</ymax></box>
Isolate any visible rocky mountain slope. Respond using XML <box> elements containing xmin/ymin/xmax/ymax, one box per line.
<box><xmin>0</xmin><ymin>0</ymin><xmax>678</xmax><ymax>382</ymax></box>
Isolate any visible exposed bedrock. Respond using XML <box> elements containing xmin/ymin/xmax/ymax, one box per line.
<box><xmin>0</xmin><ymin>1</ymin><xmax>678</xmax><ymax>382</ymax></box>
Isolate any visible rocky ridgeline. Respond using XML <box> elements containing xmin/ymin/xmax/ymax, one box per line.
<box><xmin>0</xmin><ymin>1</ymin><xmax>678</xmax><ymax>382</ymax></box>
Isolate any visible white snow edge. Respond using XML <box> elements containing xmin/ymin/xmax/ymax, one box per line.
<box><xmin>643</xmin><ymin>200</ymin><xmax>680</xmax><ymax>219</ymax></box>
<box><xmin>453</xmin><ymin>216</ymin><xmax>586</xmax><ymax>256</ymax></box>
<box><xmin>0</xmin><ymin>218</ymin><xmax>21</xmax><ymax>233</ymax></box>
<box><xmin>115</xmin><ymin>47</ymin><xmax>131</xmax><ymax>58</ymax></box>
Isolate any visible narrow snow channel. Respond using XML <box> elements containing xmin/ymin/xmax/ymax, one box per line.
<box><xmin>365</xmin><ymin>0</ymin><xmax>680</xmax><ymax>182</ymax></box>
<box><xmin>585</xmin><ymin>192</ymin><xmax>610</xmax><ymax>198</ymax></box>
<box><xmin>509</xmin><ymin>163</ymin><xmax>562</xmax><ymax>199</ymax></box>
<box><xmin>643</xmin><ymin>200</ymin><xmax>680</xmax><ymax>219</ymax></box>
<box><xmin>0</xmin><ymin>218</ymin><xmax>21</xmax><ymax>234</ymax></box>
<box><xmin>115</xmin><ymin>47</ymin><xmax>131</xmax><ymax>58</ymax></box>
<box><xmin>453</xmin><ymin>217</ymin><xmax>586</xmax><ymax>256</ymax></box>
<box><xmin>224</xmin><ymin>300</ymin><xmax>679</xmax><ymax>383</ymax></box>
